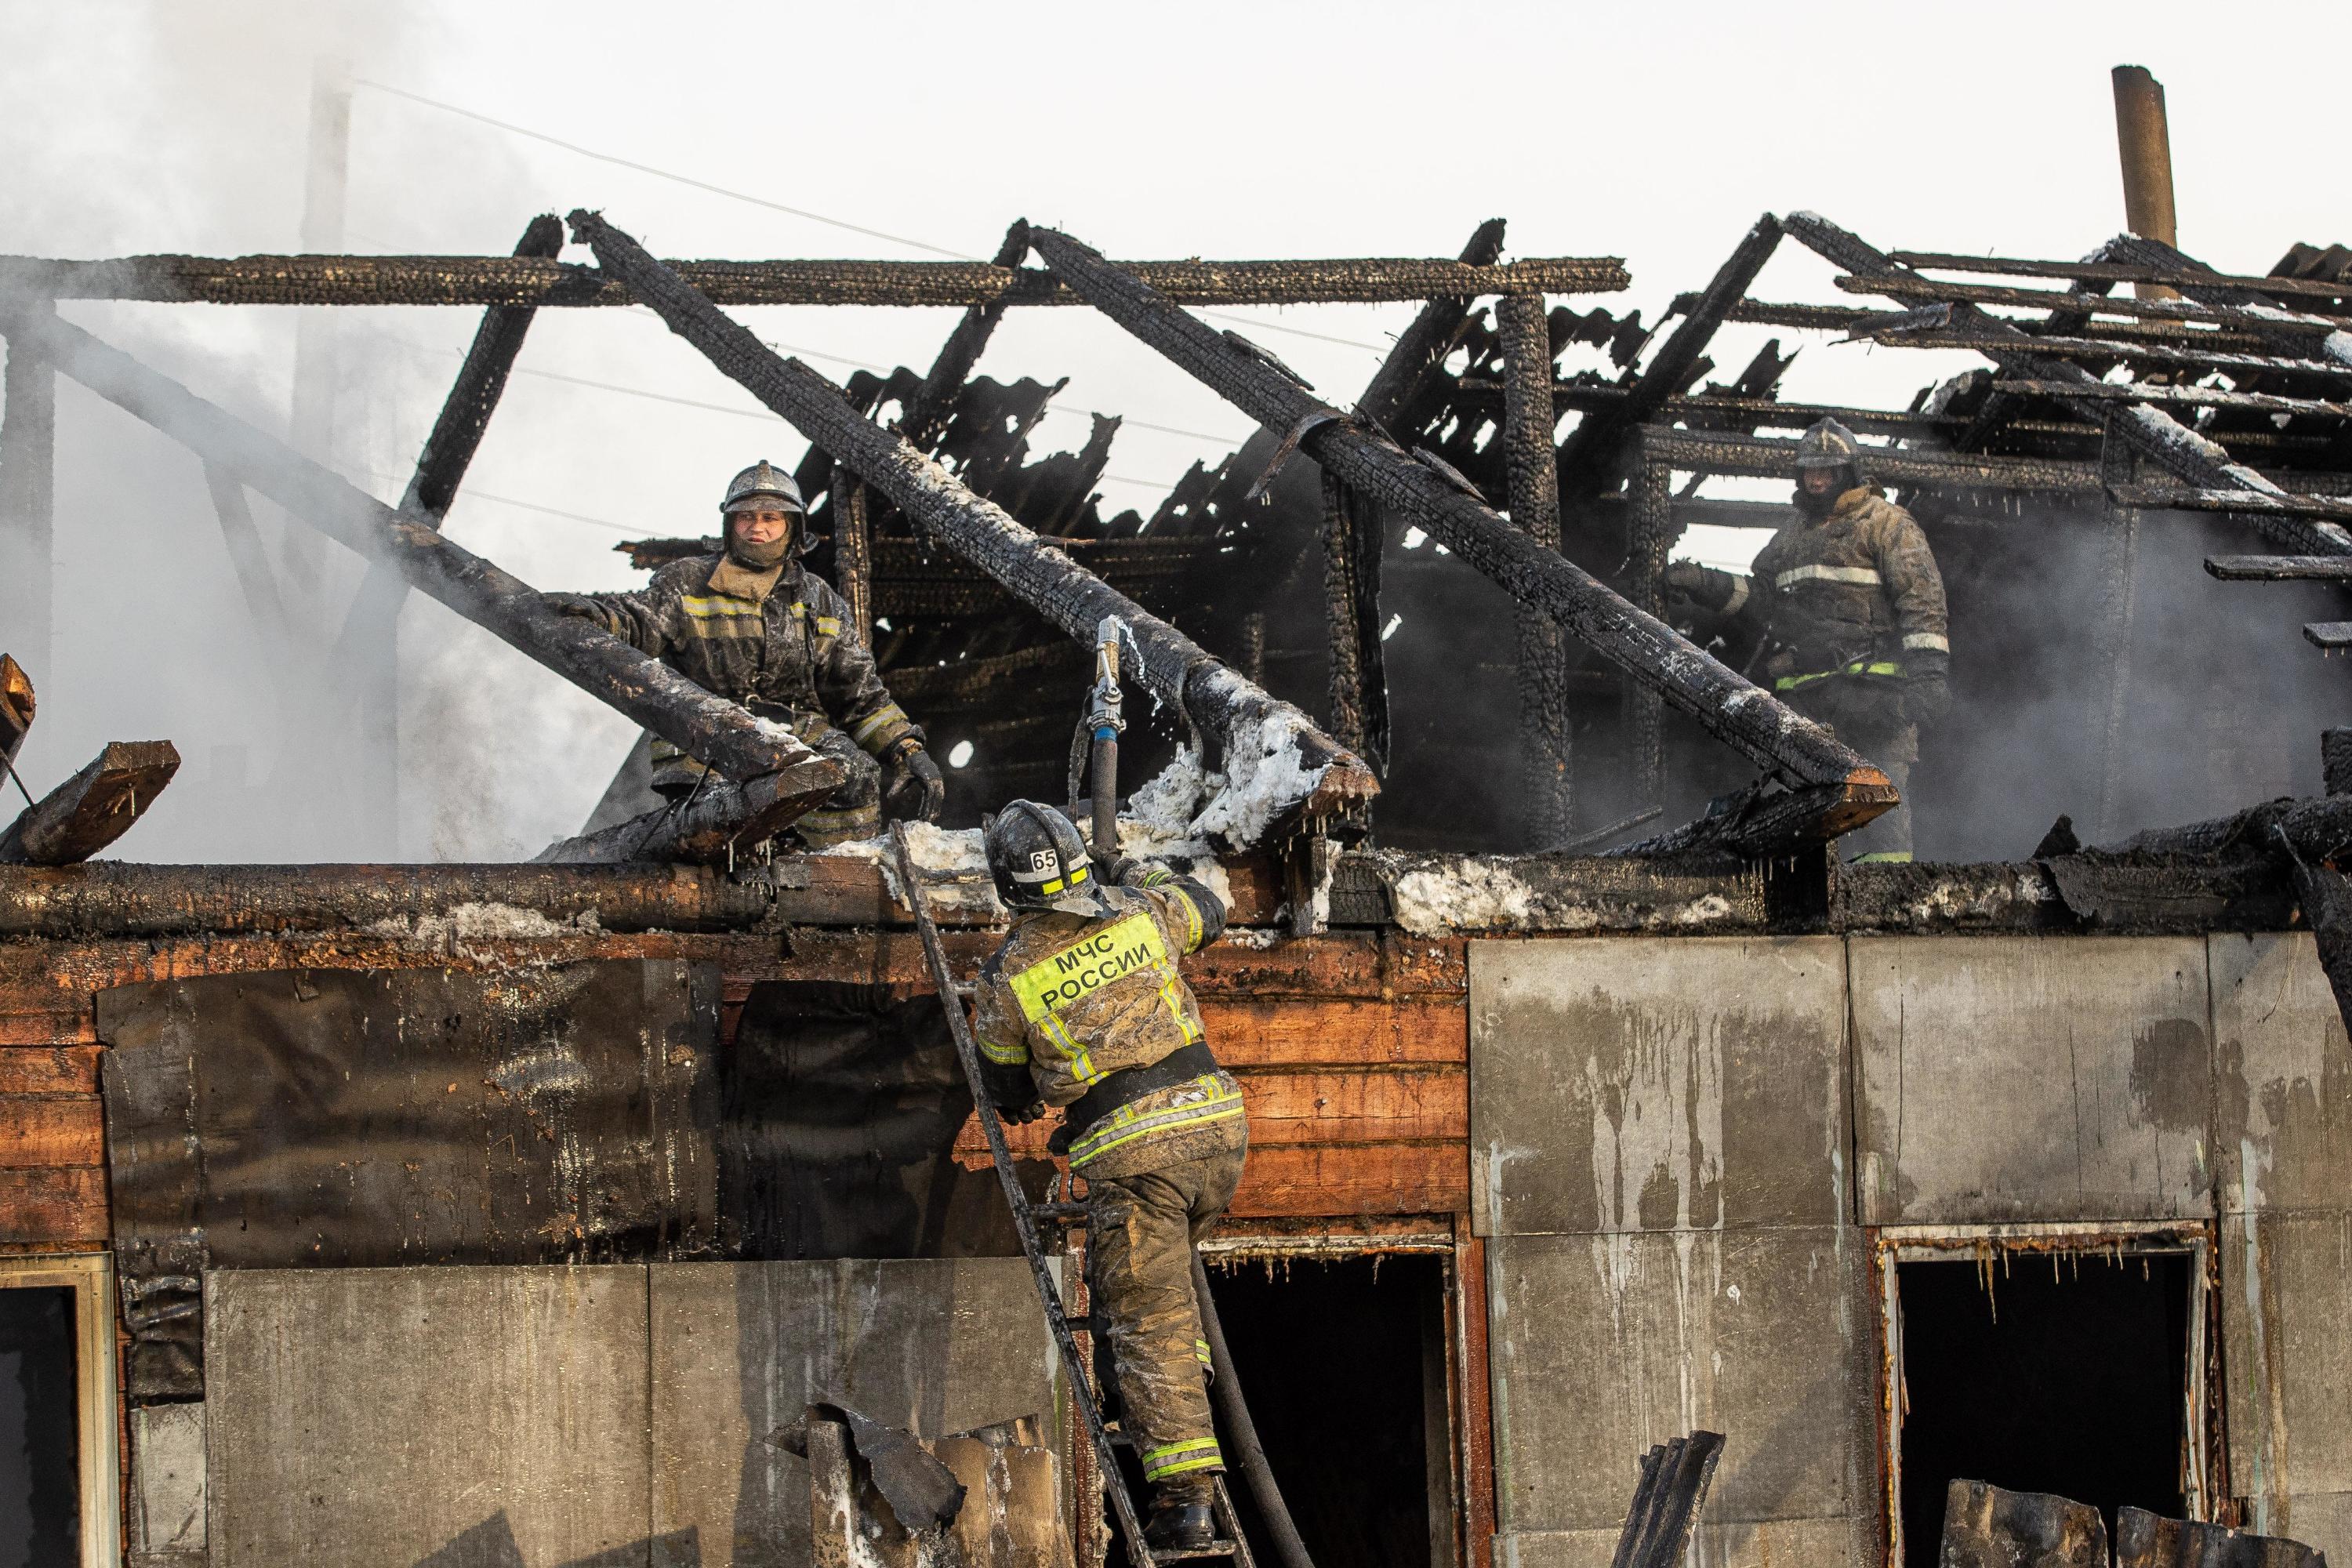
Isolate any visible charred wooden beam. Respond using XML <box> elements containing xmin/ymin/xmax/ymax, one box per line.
<box><xmin>1499</xmin><ymin>292</ymin><xmax>1573</xmax><ymax>845</ymax></box>
<box><xmin>534</xmin><ymin>770</ymin><xmax>828</xmax><ymax>865</ymax></box>
<box><xmin>1786</xmin><ymin>211</ymin><xmax>2352</xmax><ymax>556</ymax></box>
<box><xmin>0</xmin><ymin>251</ymin><xmax>1629</xmax><ymax>309</ymax></box>
<box><xmin>831</xmin><ymin>465</ymin><xmax>873</xmax><ymax>641</ymax></box>
<box><xmin>0</xmin><ymin>859</ymin><xmax>777</xmax><ymax>936</ymax></box>
<box><xmin>1846</xmin><ymin>274</ymin><xmax>2352</xmax><ymax>335</ymax></box>
<box><xmin>1868</xmin><ymin>326</ymin><xmax>2352</xmax><ymax>382</ymax></box>
<box><xmin>0</xmin><ymin>303</ymin><xmax>844</xmax><ymax>802</ymax></box>
<box><xmin>898</xmin><ymin>220</ymin><xmax>1032</xmax><ymax>452</ymax></box>
<box><xmin>2208</xmin><ymin>554</ymin><xmax>2352</xmax><ymax>580</ymax></box>
<box><xmin>568</xmin><ymin>210</ymin><xmax>1377</xmax><ymax>846</ymax></box>
<box><xmin>2131</xmin><ymin>488</ymin><xmax>2352</xmax><ymax>521</ymax></box>
<box><xmin>1994</xmin><ymin>379</ymin><xmax>2352</xmax><ymax>421</ymax></box>
<box><xmin>0</xmin><ymin>655</ymin><xmax>34</xmax><ymax>777</ymax></box>
<box><xmin>1319</xmin><ymin>470</ymin><xmax>1382</xmax><ymax>770</ymax></box>
<box><xmin>1556</xmin><ymin>214</ymin><xmax>1781</xmax><ymax>492</ymax></box>
<box><xmin>1886</xmin><ymin>250</ymin><xmax>2352</xmax><ymax>302</ymax></box>
<box><xmin>1635</xmin><ymin>426</ymin><xmax>2102</xmax><ymax>492</ymax></box>
<box><xmin>1357</xmin><ymin>220</ymin><xmax>1506</xmax><ymax>431</ymax></box>
<box><xmin>1025</xmin><ymin>223</ymin><xmax>1892</xmax><ymax>844</ymax></box>
<box><xmin>2099</xmin><ymin>232</ymin><xmax>2352</xmax><ymax>375</ymax></box>
<box><xmin>0</xmin><ymin>741</ymin><xmax>180</xmax><ymax>864</ymax></box>
<box><xmin>0</xmin><ymin>301</ymin><xmax>56</xmax><ymax>672</ymax></box>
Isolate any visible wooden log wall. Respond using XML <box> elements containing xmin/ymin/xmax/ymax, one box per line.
<box><xmin>0</xmin><ymin>924</ymin><xmax>1469</xmax><ymax>1251</ymax></box>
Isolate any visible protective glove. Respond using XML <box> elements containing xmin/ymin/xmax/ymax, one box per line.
<box><xmin>1664</xmin><ymin>560</ymin><xmax>1736</xmax><ymax>612</ymax></box>
<box><xmin>543</xmin><ymin>593</ymin><xmax>616</xmax><ymax>632</ymax></box>
<box><xmin>980</xmin><ymin>1061</ymin><xmax>1046</xmax><ymax>1124</ymax></box>
<box><xmin>1906</xmin><ymin>673</ymin><xmax>1951</xmax><ymax>727</ymax></box>
<box><xmin>884</xmin><ymin>745</ymin><xmax>946</xmax><ymax>822</ymax></box>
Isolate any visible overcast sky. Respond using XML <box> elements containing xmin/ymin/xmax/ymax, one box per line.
<box><xmin>3</xmin><ymin>0</ymin><xmax>2347</xmax><ymax>856</ymax></box>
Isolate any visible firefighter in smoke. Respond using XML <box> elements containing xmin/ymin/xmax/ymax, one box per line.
<box><xmin>973</xmin><ymin>801</ymin><xmax>1242</xmax><ymax>1553</ymax></box>
<box><xmin>545</xmin><ymin>460</ymin><xmax>943</xmax><ymax>848</ymax></box>
<box><xmin>1665</xmin><ymin>416</ymin><xmax>1950</xmax><ymax>860</ymax></box>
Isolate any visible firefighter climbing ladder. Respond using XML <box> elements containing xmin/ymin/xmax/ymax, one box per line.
<box><xmin>890</xmin><ymin>824</ymin><xmax>1260</xmax><ymax>1568</ymax></box>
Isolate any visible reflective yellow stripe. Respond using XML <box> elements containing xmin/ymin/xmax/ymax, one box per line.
<box><xmin>1009</xmin><ymin>913</ymin><xmax>1171</xmax><ymax>1024</ymax></box>
<box><xmin>1166</xmin><ymin>885</ymin><xmax>1203</xmax><ymax>951</ymax></box>
<box><xmin>1067</xmin><ymin>1076</ymin><xmax>1244</xmax><ymax>1167</ymax></box>
<box><xmin>1901</xmin><ymin>632</ymin><xmax>1950</xmax><ymax>652</ymax></box>
<box><xmin>1140</xmin><ymin>1438</ymin><xmax>1222</xmax><ymax>1479</ymax></box>
<box><xmin>813</xmin><ymin>615</ymin><xmax>841</xmax><ymax>637</ymax></box>
<box><xmin>850</xmin><ymin>702</ymin><xmax>909</xmax><ymax>750</ymax></box>
<box><xmin>976</xmin><ymin>1035</ymin><xmax>1029</xmax><ymax>1065</ymax></box>
<box><xmin>1775</xmin><ymin>564</ymin><xmax>1882</xmax><ymax>590</ymax></box>
<box><xmin>1722</xmin><ymin>575</ymin><xmax>1751</xmax><ymax>615</ymax></box>
<box><xmin>1775</xmin><ymin>658</ymin><xmax>1904</xmax><ymax>691</ymax></box>
<box><xmin>1160</xmin><ymin>977</ymin><xmax>1203</xmax><ymax>1044</ymax></box>
<box><xmin>681</xmin><ymin>593</ymin><xmax>765</xmax><ymax>620</ymax></box>
<box><xmin>1195</xmin><ymin>1339</ymin><xmax>1213</xmax><ymax>1364</ymax></box>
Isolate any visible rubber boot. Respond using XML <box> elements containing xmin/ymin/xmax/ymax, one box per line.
<box><xmin>1145</xmin><ymin>1477</ymin><xmax>1220</xmax><ymax>1552</ymax></box>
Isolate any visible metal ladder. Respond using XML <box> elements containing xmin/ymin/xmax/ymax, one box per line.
<box><xmin>890</xmin><ymin>825</ymin><xmax>1258</xmax><ymax>1568</ymax></box>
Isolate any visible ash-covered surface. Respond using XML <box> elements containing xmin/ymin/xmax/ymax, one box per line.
<box><xmin>1351</xmin><ymin>848</ymin><xmax>1767</xmax><ymax>936</ymax></box>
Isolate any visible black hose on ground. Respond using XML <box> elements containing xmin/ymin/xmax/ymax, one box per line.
<box><xmin>1190</xmin><ymin>1250</ymin><xmax>1319</xmax><ymax>1568</ymax></box>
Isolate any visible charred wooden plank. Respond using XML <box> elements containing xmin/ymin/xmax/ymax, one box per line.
<box><xmin>0</xmin><ymin>1167</ymin><xmax>107</xmax><ymax>1246</ymax></box>
<box><xmin>0</xmin><ymin>655</ymin><xmax>32</xmax><ymax>776</ymax></box>
<box><xmin>0</xmin><ymin>1096</ymin><xmax>102</xmax><ymax>1168</ymax></box>
<box><xmin>1025</xmin><ymin>223</ymin><xmax>1891</xmax><ymax>840</ymax></box>
<box><xmin>1888</xmin><ymin>250</ymin><xmax>2352</xmax><ymax>301</ymax></box>
<box><xmin>1998</xmin><ymin>379</ymin><xmax>2352</xmax><ymax>420</ymax></box>
<box><xmin>569</xmin><ymin>209</ymin><xmax>1376</xmax><ymax>848</ymax></box>
<box><xmin>0</xmin><ymin>1048</ymin><xmax>99</xmax><ymax>1095</ymax></box>
<box><xmin>898</xmin><ymin>220</ymin><xmax>1033</xmax><ymax>452</ymax></box>
<box><xmin>1357</xmin><ymin>220</ymin><xmax>1505</xmax><ymax>432</ymax></box>
<box><xmin>1557</xmin><ymin>213</ymin><xmax>1781</xmax><ymax>491</ymax></box>
<box><xmin>0</xmin><ymin>303</ymin><xmax>844</xmax><ymax>800</ymax></box>
<box><xmin>0</xmin><ymin>251</ymin><xmax>1630</xmax><ymax>309</ymax></box>
<box><xmin>1786</xmin><ymin>210</ymin><xmax>2352</xmax><ymax>557</ymax></box>
<box><xmin>1319</xmin><ymin>470</ymin><xmax>1379</xmax><ymax>768</ymax></box>
<box><xmin>1635</xmin><ymin>425</ymin><xmax>2101</xmax><ymax>492</ymax></box>
<box><xmin>1869</xmin><ymin>327</ymin><xmax>2352</xmax><ymax>382</ymax></box>
<box><xmin>533</xmin><ymin>770</ymin><xmax>833</xmax><ymax>866</ymax></box>
<box><xmin>2100</xmin><ymin>232</ymin><xmax>2352</xmax><ymax>375</ymax></box>
<box><xmin>2207</xmin><ymin>554</ymin><xmax>2352</xmax><ymax>580</ymax></box>
<box><xmin>1846</xmin><ymin>273</ymin><xmax>2352</xmax><ymax>334</ymax></box>
<box><xmin>0</xmin><ymin>742</ymin><xmax>180</xmax><ymax>865</ymax></box>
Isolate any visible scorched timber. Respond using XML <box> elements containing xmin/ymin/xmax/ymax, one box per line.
<box><xmin>568</xmin><ymin>209</ymin><xmax>1377</xmax><ymax>847</ymax></box>
<box><xmin>0</xmin><ymin>251</ymin><xmax>1629</xmax><ymax>309</ymax></box>
<box><xmin>1023</xmin><ymin>224</ymin><xmax>1891</xmax><ymax>837</ymax></box>
<box><xmin>0</xmin><ymin>742</ymin><xmax>180</xmax><ymax>865</ymax></box>
<box><xmin>0</xmin><ymin>305</ymin><xmax>844</xmax><ymax>812</ymax></box>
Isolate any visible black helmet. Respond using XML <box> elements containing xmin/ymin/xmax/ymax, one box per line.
<box><xmin>985</xmin><ymin>800</ymin><xmax>1112</xmax><ymax>915</ymax></box>
<box><xmin>1794</xmin><ymin>416</ymin><xmax>1864</xmax><ymax>474</ymax></box>
<box><xmin>720</xmin><ymin>459</ymin><xmax>807</xmax><ymax>516</ymax></box>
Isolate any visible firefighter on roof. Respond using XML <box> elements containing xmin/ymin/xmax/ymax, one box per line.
<box><xmin>1667</xmin><ymin>416</ymin><xmax>1951</xmax><ymax>860</ymax></box>
<box><xmin>546</xmin><ymin>460</ymin><xmax>943</xmax><ymax>848</ymax></box>
<box><xmin>974</xmin><ymin>800</ymin><xmax>1242</xmax><ymax>1554</ymax></box>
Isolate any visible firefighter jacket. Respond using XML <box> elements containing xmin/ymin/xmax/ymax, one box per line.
<box><xmin>1739</xmin><ymin>486</ymin><xmax>1950</xmax><ymax>692</ymax></box>
<box><xmin>971</xmin><ymin>867</ymin><xmax>1245</xmax><ymax>1181</ymax></box>
<box><xmin>569</xmin><ymin>554</ymin><xmax>921</xmax><ymax>778</ymax></box>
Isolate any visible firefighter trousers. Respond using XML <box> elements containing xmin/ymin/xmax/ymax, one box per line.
<box><xmin>1084</xmin><ymin>1145</ymin><xmax>1247</xmax><ymax>1502</ymax></box>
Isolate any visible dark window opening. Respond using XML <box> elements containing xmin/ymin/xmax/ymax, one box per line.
<box><xmin>1896</xmin><ymin>1250</ymin><xmax>2193</xmax><ymax>1568</ymax></box>
<box><xmin>1196</xmin><ymin>1254</ymin><xmax>1453</xmax><ymax>1568</ymax></box>
<box><xmin>0</xmin><ymin>1285</ymin><xmax>80</xmax><ymax>1568</ymax></box>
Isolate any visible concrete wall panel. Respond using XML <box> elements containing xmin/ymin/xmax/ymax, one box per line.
<box><xmin>1470</xmin><ymin>938</ymin><xmax>1848</xmax><ymax>1236</ymax></box>
<box><xmin>2212</xmin><ymin>934</ymin><xmax>2352</xmax><ymax>1214</ymax></box>
<box><xmin>1486</xmin><ymin>1228</ymin><xmax>1860</xmax><ymax>1536</ymax></box>
<box><xmin>2222</xmin><ymin>1211</ymin><xmax>2352</xmax><ymax>1513</ymax></box>
<box><xmin>206</xmin><ymin>1266</ymin><xmax>651</xmax><ymax>1567</ymax></box>
<box><xmin>1850</xmin><ymin>937</ymin><xmax>2212</xmax><ymax>1224</ymax></box>
<box><xmin>648</xmin><ymin>1258</ymin><xmax>1058</xmax><ymax>1567</ymax></box>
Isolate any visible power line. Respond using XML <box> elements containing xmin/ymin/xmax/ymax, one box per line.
<box><xmin>349</xmin><ymin>77</ymin><xmax>1395</xmax><ymax>357</ymax></box>
<box><xmin>356</xmin><ymin>324</ymin><xmax>1254</xmax><ymax>445</ymax></box>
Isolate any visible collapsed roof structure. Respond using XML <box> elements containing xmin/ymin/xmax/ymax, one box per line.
<box><xmin>6</xmin><ymin>62</ymin><xmax>2352</xmax><ymax>1568</ymax></box>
